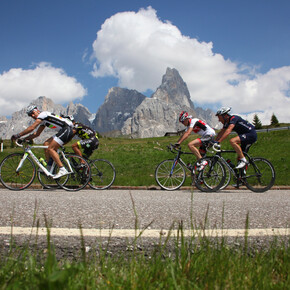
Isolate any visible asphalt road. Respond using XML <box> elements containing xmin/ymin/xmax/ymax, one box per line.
<box><xmin>0</xmin><ymin>188</ymin><xmax>289</xmax><ymax>231</ymax></box>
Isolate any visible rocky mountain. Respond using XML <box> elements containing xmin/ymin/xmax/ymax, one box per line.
<box><xmin>92</xmin><ymin>87</ymin><xmax>146</xmax><ymax>133</ymax></box>
<box><xmin>0</xmin><ymin>68</ymin><xmax>218</xmax><ymax>141</ymax></box>
<box><xmin>0</xmin><ymin>96</ymin><xmax>93</xmax><ymax>142</ymax></box>
<box><xmin>121</xmin><ymin>68</ymin><xmax>218</xmax><ymax>138</ymax></box>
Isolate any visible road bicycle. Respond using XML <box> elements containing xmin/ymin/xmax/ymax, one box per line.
<box><xmin>0</xmin><ymin>140</ymin><xmax>91</xmax><ymax>191</ymax></box>
<box><xmin>205</xmin><ymin>144</ymin><xmax>276</xmax><ymax>192</ymax></box>
<box><xmin>155</xmin><ymin>144</ymin><xmax>226</xmax><ymax>192</ymax></box>
<box><xmin>39</xmin><ymin>150</ymin><xmax>116</xmax><ymax>190</ymax></box>
<box><xmin>83</xmin><ymin>156</ymin><xmax>116</xmax><ymax>190</ymax></box>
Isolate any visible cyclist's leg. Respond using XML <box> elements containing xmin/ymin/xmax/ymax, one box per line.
<box><xmin>72</xmin><ymin>141</ymin><xmax>83</xmax><ymax>157</ymax></box>
<box><xmin>188</xmin><ymin>138</ymin><xmax>202</xmax><ymax>160</ymax></box>
<box><xmin>229</xmin><ymin>135</ymin><xmax>244</xmax><ymax>160</ymax></box>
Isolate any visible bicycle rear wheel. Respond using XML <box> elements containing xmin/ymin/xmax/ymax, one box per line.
<box><xmin>244</xmin><ymin>157</ymin><xmax>275</xmax><ymax>192</ymax></box>
<box><xmin>194</xmin><ymin>157</ymin><xmax>226</xmax><ymax>192</ymax></box>
<box><xmin>56</xmin><ymin>154</ymin><xmax>91</xmax><ymax>191</ymax></box>
<box><xmin>37</xmin><ymin>164</ymin><xmax>59</xmax><ymax>189</ymax></box>
<box><xmin>0</xmin><ymin>153</ymin><xmax>36</xmax><ymax>190</ymax></box>
<box><xmin>155</xmin><ymin>159</ymin><xmax>186</xmax><ymax>190</ymax></box>
<box><xmin>89</xmin><ymin>159</ymin><xmax>116</xmax><ymax>189</ymax></box>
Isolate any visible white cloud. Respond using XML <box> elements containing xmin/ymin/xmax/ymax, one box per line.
<box><xmin>0</xmin><ymin>62</ymin><xmax>87</xmax><ymax>116</ymax></box>
<box><xmin>91</xmin><ymin>6</ymin><xmax>290</xmax><ymax>123</ymax></box>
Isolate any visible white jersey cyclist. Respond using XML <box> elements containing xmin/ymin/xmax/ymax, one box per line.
<box><xmin>185</xmin><ymin>117</ymin><xmax>215</xmax><ymax>138</ymax></box>
<box><xmin>37</xmin><ymin>111</ymin><xmax>74</xmax><ymax>146</ymax></box>
<box><xmin>37</xmin><ymin>111</ymin><xmax>73</xmax><ymax>130</ymax></box>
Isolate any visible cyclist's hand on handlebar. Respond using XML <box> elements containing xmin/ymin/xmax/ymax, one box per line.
<box><xmin>11</xmin><ymin>134</ymin><xmax>20</xmax><ymax>141</ymax></box>
<box><xmin>173</xmin><ymin>143</ymin><xmax>180</xmax><ymax>149</ymax></box>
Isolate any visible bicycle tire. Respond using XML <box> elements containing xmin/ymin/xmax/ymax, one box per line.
<box><xmin>244</xmin><ymin>157</ymin><xmax>276</xmax><ymax>192</ymax></box>
<box><xmin>194</xmin><ymin>157</ymin><xmax>226</xmax><ymax>192</ymax></box>
<box><xmin>0</xmin><ymin>153</ymin><xmax>36</xmax><ymax>190</ymax></box>
<box><xmin>88</xmin><ymin>159</ymin><xmax>116</xmax><ymax>190</ymax></box>
<box><xmin>219</xmin><ymin>161</ymin><xmax>232</xmax><ymax>190</ymax></box>
<box><xmin>37</xmin><ymin>165</ymin><xmax>60</xmax><ymax>189</ymax></box>
<box><xmin>155</xmin><ymin>159</ymin><xmax>186</xmax><ymax>190</ymax></box>
<box><xmin>55</xmin><ymin>154</ymin><xmax>91</xmax><ymax>191</ymax></box>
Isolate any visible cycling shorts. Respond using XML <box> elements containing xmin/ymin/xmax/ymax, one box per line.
<box><xmin>77</xmin><ymin>137</ymin><xmax>99</xmax><ymax>157</ymax></box>
<box><xmin>53</xmin><ymin>126</ymin><xmax>74</xmax><ymax>146</ymax></box>
<box><xmin>198</xmin><ymin>135</ymin><xmax>215</xmax><ymax>156</ymax></box>
<box><xmin>239</xmin><ymin>131</ymin><xmax>257</xmax><ymax>152</ymax></box>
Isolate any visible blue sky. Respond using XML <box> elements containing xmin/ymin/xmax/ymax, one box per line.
<box><xmin>0</xmin><ymin>0</ymin><xmax>289</xmax><ymax>123</ymax></box>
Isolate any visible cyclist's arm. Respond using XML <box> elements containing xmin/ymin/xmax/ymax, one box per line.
<box><xmin>17</xmin><ymin>119</ymin><xmax>43</xmax><ymax>138</ymax></box>
<box><xmin>24</xmin><ymin>124</ymin><xmax>45</xmax><ymax>140</ymax></box>
<box><xmin>216</xmin><ymin>124</ymin><xmax>235</xmax><ymax>143</ymax></box>
<box><xmin>176</xmin><ymin>127</ymin><xmax>193</xmax><ymax>144</ymax></box>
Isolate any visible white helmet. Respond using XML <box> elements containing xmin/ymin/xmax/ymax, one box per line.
<box><xmin>216</xmin><ymin>107</ymin><xmax>231</xmax><ymax>116</ymax></box>
<box><xmin>26</xmin><ymin>105</ymin><xmax>37</xmax><ymax>116</ymax></box>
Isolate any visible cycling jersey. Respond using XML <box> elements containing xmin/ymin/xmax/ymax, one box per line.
<box><xmin>224</xmin><ymin>115</ymin><xmax>257</xmax><ymax>152</ymax></box>
<box><xmin>186</xmin><ymin>118</ymin><xmax>215</xmax><ymax>138</ymax></box>
<box><xmin>73</xmin><ymin>123</ymin><xmax>98</xmax><ymax>139</ymax></box>
<box><xmin>223</xmin><ymin>115</ymin><xmax>255</xmax><ymax>135</ymax></box>
<box><xmin>37</xmin><ymin>111</ymin><xmax>73</xmax><ymax>129</ymax></box>
<box><xmin>73</xmin><ymin>123</ymin><xmax>99</xmax><ymax>157</ymax></box>
<box><xmin>37</xmin><ymin>111</ymin><xmax>73</xmax><ymax>145</ymax></box>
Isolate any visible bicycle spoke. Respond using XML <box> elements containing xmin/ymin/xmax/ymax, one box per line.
<box><xmin>89</xmin><ymin>159</ymin><xmax>116</xmax><ymax>190</ymax></box>
<box><xmin>155</xmin><ymin>159</ymin><xmax>186</xmax><ymax>190</ymax></box>
<box><xmin>0</xmin><ymin>153</ymin><xmax>36</xmax><ymax>190</ymax></box>
<box><xmin>244</xmin><ymin>158</ymin><xmax>275</xmax><ymax>192</ymax></box>
<box><xmin>56</xmin><ymin>154</ymin><xmax>91</xmax><ymax>191</ymax></box>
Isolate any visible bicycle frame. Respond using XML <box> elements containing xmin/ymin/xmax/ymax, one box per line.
<box><xmin>16</xmin><ymin>144</ymin><xmax>53</xmax><ymax>177</ymax></box>
<box><xmin>208</xmin><ymin>148</ymin><xmax>260</xmax><ymax>188</ymax></box>
<box><xmin>168</xmin><ymin>146</ymin><xmax>194</xmax><ymax>174</ymax></box>
<box><xmin>16</xmin><ymin>142</ymin><xmax>73</xmax><ymax>177</ymax></box>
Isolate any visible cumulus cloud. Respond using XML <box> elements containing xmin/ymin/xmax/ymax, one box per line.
<box><xmin>0</xmin><ymin>62</ymin><xmax>87</xmax><ymax>116</ymax></box>
<box><xmin>91</xmin><ymin>6</ymin><xmax>290</xmax><ymax>123</ymax></box>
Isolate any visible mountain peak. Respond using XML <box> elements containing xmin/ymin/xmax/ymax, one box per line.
<box><xmin>152</xmin><ymin>67</ymin><xmax>193</xmax><ymax>109</ymax></box>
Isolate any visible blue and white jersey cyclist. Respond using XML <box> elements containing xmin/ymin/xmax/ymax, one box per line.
<box><xmin>215</xmin><ymin>107</ymin><xmax>257</xmax><ymax>169</ymax></box>
<box><xmin>175</xmin><ymin>111</ymin><xmax>216</xmax><ymax>171</ymax></box>
<box><xmin>11</xmin><ymin>105</ymin><xmax>74</xmax><ymax>179</ymax></box>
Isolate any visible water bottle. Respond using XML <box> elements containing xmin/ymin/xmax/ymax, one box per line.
<box><xmin>226</xmin><ymin>159</ymin><xmax>235</xmax><ymax>168</ymax></box>
<box><xmin>39</xmin><ymin>157</ymin><xmax>47</xmax><ymax>166</ymax></box>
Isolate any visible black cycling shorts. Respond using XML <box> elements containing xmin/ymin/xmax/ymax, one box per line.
<box><xmin>77</xmin><ymin>137</ymin><xmax>99</xmax><ymax>157</ymax></box>
<box><xmin>54</xmin><ymin>126</ymin><xmax>74</xmax><ymax>146</ymax></box>
<box><xmin>239</xmin><ymin>131</ymin><xmax>257</xmax><ymax>152</ymax></box>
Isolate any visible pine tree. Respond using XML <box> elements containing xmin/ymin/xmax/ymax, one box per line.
<box><xmin>270</xmin><ymin>113</ymin><xmax>279</xmax><ymax>127</ymax></box>
<box><xmin>253</xmin><ymin>114</ymin><xmax>262</xmax><ymax>129</ymax></box>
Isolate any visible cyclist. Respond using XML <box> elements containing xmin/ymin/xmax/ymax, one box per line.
<box><xmin>215</xmin><ymin>107</ymin><xmax>257</xmax><ymax>169</ymax></box>
<box><xmin>67</xmin><ymin>116</ymin><xmax>99</xmax><ymax>160</ymax></box>
<box><xmin>175</xmin><ymin>111</ymin><xmax>216</xmax><ymax>170</ymax></box>
<box><xmin>11</xmin><ymin>105</ymin><xmax>74</xmax><ymax>179</ymax></box>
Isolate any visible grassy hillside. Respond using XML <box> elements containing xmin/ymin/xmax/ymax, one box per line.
<box><xmin>0</xmin><ymin>129</ymin><xmax>289</xmax><ymax>186</ymax></box>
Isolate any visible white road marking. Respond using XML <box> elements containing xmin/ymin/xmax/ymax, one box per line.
<box><xmin>0</xmin><ymin>227</ymin><xmax>289</xmax><ymax>238</ymax></box>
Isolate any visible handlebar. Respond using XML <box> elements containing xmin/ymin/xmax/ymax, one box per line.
<box><xmin>212</xmin><ymin>143</ymin><xmax>221</xmax><ymax>152</ymax></box>
<box><xmin>15</xmin><ymin>139</ymin><xmax>48</xmax><ymax>149</ymax></box>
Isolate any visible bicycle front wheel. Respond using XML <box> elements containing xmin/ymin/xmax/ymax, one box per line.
<box><xmin>89</xmin><ymin>159</ymin><xmax>116</xmax><ymax>190</ymax></box>
<box><xmin>0</xmin><ymin>153</ymin><xmax>36</xmax><ymax>190</ymax></box>
<box><xmin>244</xmin><ymin>158</ymin><xmax>276</xmax><ymax>192</ymax></box>
<box><xmin>56</xmin><ymin>154</ymin><xmax>91</xmax><ymax>191</ymax></box>
<box><xmin>155</xmin><ymin>159</ymin><xmax>186</xmax><ymax>190</ymax></box>
<box><xmin>194</xmin><ymin>157</ymin><xmax>226</xmax><ymax>192</ymax></box>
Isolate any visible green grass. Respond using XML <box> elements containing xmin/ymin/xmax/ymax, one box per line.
<box><xmin>0</xmin><ymin>129</ymin><xmax>289</xmax><ymax>186</ymax></box>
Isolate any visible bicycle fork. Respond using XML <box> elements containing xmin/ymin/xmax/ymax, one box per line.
<box><xmin>16</xmin><ymin>153</ymin><xmax>29</xmax><ymax>173</ymax></box>
<box><xmin>170</xmin><ymin>158</ymin><xmax>179</xmax><ymax>176</ymax></box>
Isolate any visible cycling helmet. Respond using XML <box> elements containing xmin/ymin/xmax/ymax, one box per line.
<box><xmin>179</xmin><ymin>111</ymin><xmax>189</xmax><ymax>122</ymax></box>
<box><xmin>215</xmin><ymin>107</ymin><xmax>231</xmax><ymax>116</ymax></box>
<box><xmin>26</xmin><ymin>105</ymin><xmax>37</xmax><ymax>116</ymax></box>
